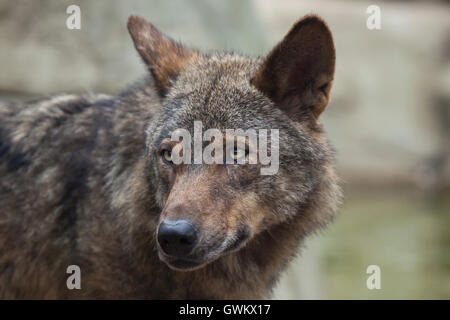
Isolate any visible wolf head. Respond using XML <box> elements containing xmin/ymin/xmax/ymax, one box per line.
<box><xmin>127</xmin><ymin>15</ymin><xmax>339</xmax><ymax>271</ymax></box>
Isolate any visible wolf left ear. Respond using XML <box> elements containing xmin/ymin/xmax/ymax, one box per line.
<box><xmin>252</xmin><ymin>15</ymin><xmax>336</xmax><ymax>120</ymax></box>
<box><xmin>127</xmin><ymin>16</ymin><xmax>199</xmax><ymax>97</ymax></box>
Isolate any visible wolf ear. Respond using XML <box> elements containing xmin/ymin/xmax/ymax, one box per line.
<box><xmin>127</xmin><ymin>16</ymin><xmax>198</xmax><ymax>97</ymax></box>
<box><xmin>252</xmin><ymin>15</ymin><xmax>335</xmax><ymax>120</ymax></box>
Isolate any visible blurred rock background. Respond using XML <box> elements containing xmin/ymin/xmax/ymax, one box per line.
<box><xmin>0</xmin><ymin>0</ymin><xmax>449</xmax><ymax>299</ymax></box>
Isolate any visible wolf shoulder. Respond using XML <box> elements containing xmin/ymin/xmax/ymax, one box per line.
<box><xmin>0</xmin><ymin>94</ymin><xmax>116</xmax><ymax>177</ymax></box>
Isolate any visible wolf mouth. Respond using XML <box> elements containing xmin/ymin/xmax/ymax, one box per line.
<box><xmin>158</xmin><ymin>232</ymin><xmax>251</xmax><ymax>271</ymax></box>
<box><xmin>165</xmin><ymin>258</ymin><xmax>205</xmax><ymax>271</ymax></box>
<box><xmin>158</xmin><ymin>251</ymin><xmax>207</xmax><ymax>271</ymax></box>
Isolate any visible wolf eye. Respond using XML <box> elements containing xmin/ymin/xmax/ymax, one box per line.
<box><xmin>161</xmin><ymin>149</ymin><xmax>173</xmax><ymax>165</ymax></box>
<box><xmin>230</xmin><ymin>146</ymin><xmax>248</xmax><ymax>164</ymax></box>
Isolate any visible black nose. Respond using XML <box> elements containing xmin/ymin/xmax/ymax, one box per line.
<box><xmin>157</xmin><ymin>219</ymin><xmax>198</xmax><ymax>258</ymax></box>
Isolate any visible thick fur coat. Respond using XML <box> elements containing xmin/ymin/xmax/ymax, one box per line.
<box><xmin>0</xmin><ymin>15</ymin><xmax>341</xmax><ymax>299</ymax></box>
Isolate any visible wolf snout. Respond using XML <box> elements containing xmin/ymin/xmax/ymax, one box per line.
<box><xmin>157</xmin><ymin>219</ymin><xmax>198</xmax><ymax>258</ymax></box>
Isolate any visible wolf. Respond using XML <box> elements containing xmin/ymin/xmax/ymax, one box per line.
<box><xmin>0</xmin><ymin>14</ymin><xmax>341</xmax><ymax>299</ymax></box>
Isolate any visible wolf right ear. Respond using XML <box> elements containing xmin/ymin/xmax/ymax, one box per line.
<box><xmin>252</xmin><ymin>15</ymin><xmax>336</xmax><ymax>121</ymax></box>
<box><xmin>127</xmin><ymin>16</ymin><xmax>199</xmax><ymax>97</ymax></box>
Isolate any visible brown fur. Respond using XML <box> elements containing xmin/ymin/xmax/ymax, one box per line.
<box><xmin>0</xmin><ymin>15</ymin><xmax>341</xmax><ymax>299</ymax></box>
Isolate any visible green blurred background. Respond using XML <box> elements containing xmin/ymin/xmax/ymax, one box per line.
<box><xmin>0</xmin><ymin>0</ymin><xmax>449</xmax><ymax>299</ymax></box>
